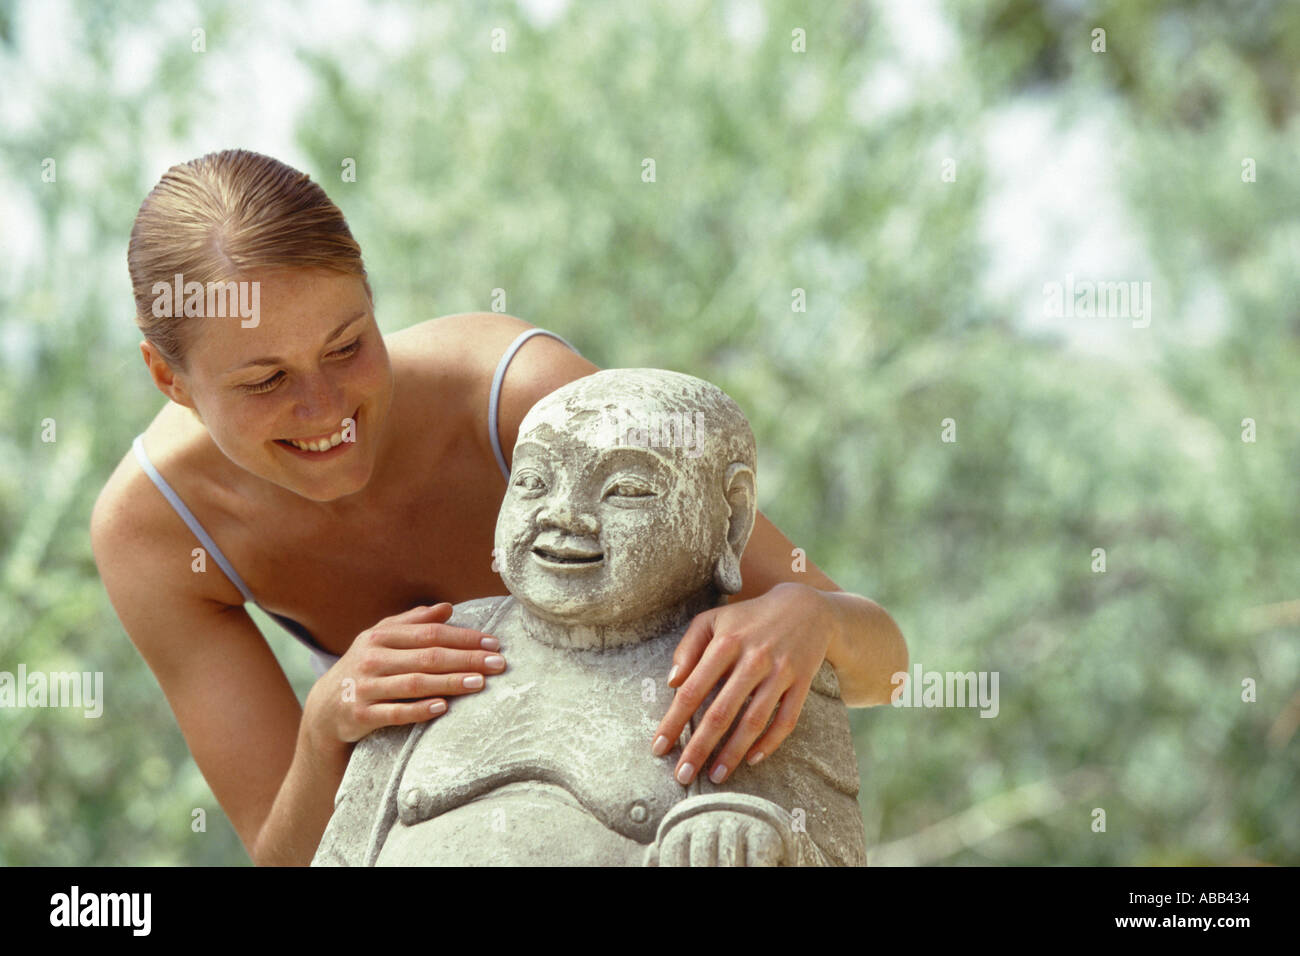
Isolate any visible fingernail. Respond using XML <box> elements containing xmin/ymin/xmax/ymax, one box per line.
<box><xmin>484</xmin><ymin>654</ymin><xmax>505</xmax><ymax>669</ymax></box>
<box><xmin>748</xmin><ymin>751</ymin><xmax>765</xmax><ymax>766</ymax></box>
<box><xmin>429</xmin><ymin>700</ymin><xmax>446</xmax><ymax>715</ymax></box>
<box><xmin>675</xmin><ymin>762</ymin><xmax>695</xmax><ymax>785</ymax></box>
<box><xmin>652</xmin><ymin>735</ymin><xmax>670</xmax><ymax>756</ymax></box>
<box><xmin>480</xmin><ymin>636</ymin><xmax>500</xmax><ymax>651</ymax></box>
<box><xmin>709</xmin><ymin>764</ymin><xmax>727</xmax><ymax>784</ymax></box>
<box><xmin>463</xmin><ymin>674</ymin><xmax>484</xmax><ymax>689</ymax></box>
<box><xmin>668</xmin><ymin>665</ymin><xmax>679</xmax><ymax>683</ymax></box>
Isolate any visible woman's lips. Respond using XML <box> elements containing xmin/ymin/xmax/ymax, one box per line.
<box><xmin>276</xmin><ymin>437</ymin><xmax>353</xmax><ymax>459</ymax></box>
<box><xmin>276</xmin><ymin>406</ymin><xmax>360</xmax><ymax>457</ymax></box>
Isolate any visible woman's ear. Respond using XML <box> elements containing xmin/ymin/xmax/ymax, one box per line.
<box><xmin>712</xmin><ymin>461</ymin><xmax>756</xmax><ymax>594</ymax></box>
<box><xmin>139</xmin><ymin>340</ymin><xmax>202</xmax><ymax>420</ymax></box>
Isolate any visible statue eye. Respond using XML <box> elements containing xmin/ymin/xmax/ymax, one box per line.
<box><xmin>514</xmin><ymin>472</ymin><xmax>546</xmax><ymax>494</ymax></box>
<box><xmin>605</xmin><ymin>480</ymin><xmax>654</xmax><ymax>499</ymax></box>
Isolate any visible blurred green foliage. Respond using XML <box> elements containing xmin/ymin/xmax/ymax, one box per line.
<box><xmin>1</xmin><ymin>0</ymin><xmax>1296</xmax><ymax>865</ymax></box>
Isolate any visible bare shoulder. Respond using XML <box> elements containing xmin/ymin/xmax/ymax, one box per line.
<box><xmin>91</xmin><ymin>426</ymin><xmax>172</xmax><ymax>547</ymax></box>
<box><xmin>387</xmin><ymin>311</ymin><xmax>590</xmax><ymax>382</ymax></box>
<box><xmin>90</xmin><ymin>425</ymin><xmax>243</xmax><ymax>616</ymax></box>
<box><xmin>388</xmin><ymin>313</ymin><xmax>602</xmax><ymax>473</ymax></box>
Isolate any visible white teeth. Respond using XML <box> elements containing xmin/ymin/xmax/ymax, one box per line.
<box><xmin>287</xmin><ymin>431</ymin><xmax>344</xmax><ymax>453</ymax></box>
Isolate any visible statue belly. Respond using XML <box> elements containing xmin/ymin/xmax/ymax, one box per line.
<box><xmin>375</xmin><ymin>782</ymin><xmax>645</xmax><ymax>866</ymax></box>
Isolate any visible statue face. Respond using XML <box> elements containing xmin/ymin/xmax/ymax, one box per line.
<box><xmin>495</xmin><ymin>403</ymin><xmax>724</xmax><ymax>627</ymax></box>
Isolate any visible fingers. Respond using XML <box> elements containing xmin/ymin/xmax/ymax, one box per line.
<box><xmin>365</xmin><ymin>644</ymin><xmax>507</xmax><ymax>678</ymax></box>
<box><xmin>372</xmin><ymin>620</ymin><xmax>500</xmax><ymax>652</ymax></box>
<box><xmin>670</xmin><ymin>658</ymin><xmax>765</xmax><ymax>785</ymax></box>
<box><xmin>383</xmin><ymin>602</ymin><xmax>454</xmax><ymax>626</ymax></box>
<box><xmin>699</xmin><ymin>676</ymin><xmax>787</xmax><ymax>784</ymax></box>
<box><xmin>667</xmin><ymin>609</ymin><xmax>718</xmax><ymax>688</ymax></box>
<box><xmin>652</xmin><ymin>624</ymin><xmax>739</xmax><ymax>761</ymax></box>
<box><xmin>366</xmin><ymin>670</ymin><xmax>497</xmax><ymax>700</ymax></box>
<box><xmin>363</xmin><ymin>698</ymin><xmax>450</xmax><ymax>731</ymax></box>
<box><xmin>746</xmin><ymin>678</ymin><xmax>811</xmax><ymax>768</ymax></box>
<box><xmin>333</xmin><ymin>604</ymin><xmax>513</xmax><ymax>739</ymax></box>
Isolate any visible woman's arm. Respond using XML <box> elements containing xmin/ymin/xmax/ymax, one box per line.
<box><xmin>649</xmin><ymin>513</ymin><xmax>907</xmax><ymax>785</ymax></box>
<box><xmin>91</xmin><ymin>486</ymin><xmax>334</xmax><ymax>864</ymax></box>
<box><xmin>90</xmin><ymin>470</ymin><xmax>503</xmax><ymax>865</ymax></box>
<box><xmin>91</xmin><ymin>470</ymin><xmax>355</xmax><ymax>864</ymax></box>
<box><xmin>726</xmin><ymin>507</ymin><xmax>908</xmax><ymax>708</ymax></box>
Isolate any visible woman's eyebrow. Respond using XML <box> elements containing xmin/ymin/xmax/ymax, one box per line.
<box><xmin>228</xmin><ymin>312</ymin><xmax>367</xmax><ymax>371</ymax></box>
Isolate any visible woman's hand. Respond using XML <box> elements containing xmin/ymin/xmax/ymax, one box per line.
<box><xmin>303</xmin><ymin>602</ymin><xmax>506</xmax><ymax>750</ymax></box>
<box><xmin>650</xmin><ymin>583</ymin><xmax>838</xmax><ymax>785</ymax></box>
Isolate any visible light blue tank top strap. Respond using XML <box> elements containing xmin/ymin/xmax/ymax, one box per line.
<box><xmin>132</xmin><ymin>435</ymin><xmax>257</xmax><ymax>604</ymax></box>
<box><xmin>488</xmin><ymin>327</ymin><xmax>583</xmax><ymax>482</ymax></box>
<box><xmin>307</xmin><ymin>647</ymin><xmax>338</xmax><ymax>677</ymax></box>
<box><xmin>131</xmin><ymin>434</ymin><xmax>340</xmax><ymax>677</ymax></box>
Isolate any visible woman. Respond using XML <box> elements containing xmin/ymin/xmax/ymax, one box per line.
<box><xmin>91</xmin><ymin>149</ymin><xmax>908</xmax><ymax>866</ymax></box>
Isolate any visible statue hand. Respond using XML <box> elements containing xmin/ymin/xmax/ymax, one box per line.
<box><xmin>651</xmin><ymin>582</ymin><xmax>835</xmax><ymax>784</ymax></box>
<box><xmin>647</xmin><ymin>810</ymin><xmax>785</xmax><ymax>867</ymax></box>
<box><xmin>303</xmin><ymin>603</ymin><xmax>506</xmax><ymax>748</ymax></box>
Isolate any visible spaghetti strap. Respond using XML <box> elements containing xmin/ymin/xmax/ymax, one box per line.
<box><xmin>132</xmin><ymin>435</ymin><xmax>256</xmax><ymax>604</ymax></box>
<box><xmin>131</xmin><ymin>434</ymin><xmax>340</xmax><ymax>671</ymax></box>
<box><xmin>488</xmin><ymin>327</ymin><xmax>583</xmax><ymax>481</ymax></box>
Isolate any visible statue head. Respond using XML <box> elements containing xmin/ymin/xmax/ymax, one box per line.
<box><xmin>494</xmin><ymin>369</ymin><xmax>757</xmax><ymax>638</ymax></box>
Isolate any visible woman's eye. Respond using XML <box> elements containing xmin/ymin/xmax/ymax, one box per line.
<box><xmin>241</xmin><ymin>372</ymin><xmax>284</xmax><ymax>394</ymax></box>
<box><xmin>239</xmin><ymin>339</ymin><xmax>360</xmax><ymax>394</ymax></box>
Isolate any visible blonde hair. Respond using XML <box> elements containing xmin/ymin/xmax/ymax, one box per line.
<box><xmin>127</xmin><ymin>149</ymin><xmax>370</xmax><ymax>368</ymax></box>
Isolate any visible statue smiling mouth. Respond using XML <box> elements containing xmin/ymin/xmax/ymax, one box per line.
<box><xmin>530</xmin><ymin>534</ymin><xmax>604</xmax><ymax>567</ymax></box>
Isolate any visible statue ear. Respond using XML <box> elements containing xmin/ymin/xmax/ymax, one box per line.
<box><xmin>713</xmin><ymin>462</ymin><xmax>756</xmax><ymax>594</ymax></box>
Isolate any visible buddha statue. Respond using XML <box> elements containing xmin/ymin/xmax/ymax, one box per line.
<box><xmin>312</xmin><ymin>369</ymin><xmax>866</xmax><ymax>866</ymax></box>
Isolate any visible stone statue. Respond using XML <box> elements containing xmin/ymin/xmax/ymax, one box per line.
<box><xmin>312</xmin><ymin>369</ymin><xmax>867</xmax><ymax>866</ymax></box>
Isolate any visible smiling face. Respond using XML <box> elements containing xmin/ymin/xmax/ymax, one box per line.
<box><xmin>158</xmin><ymin>267</ymin><xmax>395</xmax><ymax>502</ymax></box>
<box><xmin>495</xmin><ymin>404</ymin><xmax>727</xmax><ymax>628</ymax></box>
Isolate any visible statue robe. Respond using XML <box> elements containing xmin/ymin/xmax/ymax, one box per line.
<box><xmin>313</xmin><ymin>595</ymin><xmax>867</xmax><ymax>866</ymax></box>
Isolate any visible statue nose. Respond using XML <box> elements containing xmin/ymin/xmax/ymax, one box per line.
<box><xmin>537</xmin><ymin>499</ymin><xmax>598</xmax><ymax>535</ymax></box>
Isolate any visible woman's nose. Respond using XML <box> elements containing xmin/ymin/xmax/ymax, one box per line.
<box><xmin>292</xmin><ymin>372</ymin><xmax>345</xmax><ymax>420</ymax></box>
